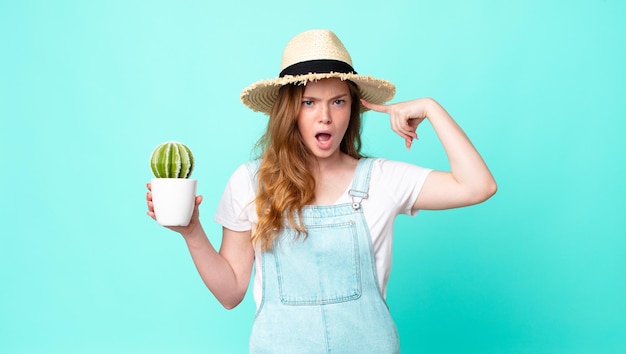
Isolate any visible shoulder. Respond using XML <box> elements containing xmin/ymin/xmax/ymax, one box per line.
<box><xmin>370</xmin><ymin>158</ymin><xmax>432</xmax><ymax>180</ymax></box>
<box><xmin>368</xmin><ymin>158</ymin><xmax>433</xmax><ymax>213</ymax></box>
<box><xmin>217</xmin><ymin>160</ymin><xmax>259</xmax><ymax>212</ymax></box>
<box><xmin>229</xmin><ymin>159</ymin><xmax>260</xmax><ymax>182</ymax></box>
<box><xmin>215</xmin><ymin>161</ymin><xmax>258</xmax><ymax>231</ymax></box>
<box><xmin>222</xmin><ymin>160</ymin><xmax>260</xmax><ymax>198</ymax></box>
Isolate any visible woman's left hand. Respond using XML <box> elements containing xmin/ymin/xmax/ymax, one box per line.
<box><xmin>361</xmin><ymin>98</ymin><xmax>432</xmax><ymax>150</ymax></box>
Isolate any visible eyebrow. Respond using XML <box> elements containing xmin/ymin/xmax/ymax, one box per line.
<box><xmin>302</xmin><ymin>93</ymin><xmax>350</xmax><ymax>100</ymax></box>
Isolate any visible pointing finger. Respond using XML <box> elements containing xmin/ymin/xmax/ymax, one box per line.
<box><xmin>361</xmin><ymin>99</ymin><xmax>390</xmax><ymax>113</ymax></box>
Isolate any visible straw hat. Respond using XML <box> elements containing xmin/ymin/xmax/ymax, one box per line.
<box><xmin>240</xmin><ymin>29</ymin><xmax>396</xmax><ymax>114</ymax></box>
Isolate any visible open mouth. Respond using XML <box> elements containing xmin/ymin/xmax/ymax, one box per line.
<box><xmin>315</xmin><ymin>133</ymin><xmax>332</xmax><ymax>142</ymax></box>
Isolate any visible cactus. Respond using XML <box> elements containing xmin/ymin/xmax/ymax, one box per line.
<box><xmin>150</xmin><ymin>141</ymin><xmax>194</xmax><ymax>178</ymax></box>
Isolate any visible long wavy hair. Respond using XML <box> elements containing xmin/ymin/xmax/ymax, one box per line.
<box><xmin>252</xmin><ymin>80</ymin><xmax>363</xmax><ymax>251</ymax></box>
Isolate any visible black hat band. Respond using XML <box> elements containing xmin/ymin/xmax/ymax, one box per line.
<box><xmin>279</xmin><ymin>59</ymin><xmax>357</xmax><ymax>77</ymax></box>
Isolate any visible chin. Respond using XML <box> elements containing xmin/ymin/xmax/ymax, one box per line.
<box><xmin>312</xmin><ymin>150</ymin><xmax>340</xmax><ymax>160</ymax></box>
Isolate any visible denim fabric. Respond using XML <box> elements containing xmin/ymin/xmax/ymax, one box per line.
<box><xmin>247</xmin><ymin>158</ymin><xmax>400</xmax><ymax>353</ymax></box>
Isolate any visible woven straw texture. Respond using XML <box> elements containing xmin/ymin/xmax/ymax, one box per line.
<box><xmin>241</xmin><ymin>29</ymin><xmax>396</xmax><ymax>114</ymax></box>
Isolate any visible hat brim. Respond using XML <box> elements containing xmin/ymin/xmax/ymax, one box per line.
<box><xmin>240</xmin><ymin>72</ymin><xmax>396</xmax><ymax>115</ymax></box>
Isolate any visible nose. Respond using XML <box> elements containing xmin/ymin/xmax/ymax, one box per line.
<box><xmin>319</xmin><ymin>105</ymin><xmax>332</xmax><ymax>124</ymax></box>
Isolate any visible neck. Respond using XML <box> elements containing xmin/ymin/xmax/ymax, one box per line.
<box><xmin>309</xmin><ymin>152</ymin><xmax>359</xmax><ymax>205</ymax></box>
<box><xmin>312</xmin><ymin>152</ymin><xmax>357</xmax><ymax>176</ymax></box>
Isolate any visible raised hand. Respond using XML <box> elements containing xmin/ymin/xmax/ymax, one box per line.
<box><xmin>361</xmin><ymin>98</ymin><xmax>433</xmax><ymax>150</ymax></box>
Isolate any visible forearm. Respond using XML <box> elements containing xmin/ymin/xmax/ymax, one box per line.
<box><xmin>182</xmin><ymin>226</ymin><xmax>248</xmax><ymax>309</ymax></box>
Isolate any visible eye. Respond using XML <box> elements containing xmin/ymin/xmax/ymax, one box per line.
<box><xmin>302</xmin><ymin>100</ymin><xmax>313</xmax><ymax>106</ymax></box>
<box><xmin>334</xmin><ymin>99</ymin><xmax>347</xmax><ymax>105</ymax></box>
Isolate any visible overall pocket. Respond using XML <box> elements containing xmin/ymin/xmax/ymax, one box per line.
<box><xmin>273</xmin><ymin>221</ymin><xmax>361</xmax><ymax>305</ymax></box>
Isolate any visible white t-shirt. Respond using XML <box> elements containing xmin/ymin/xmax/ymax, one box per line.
<box><xmin>214</xmin><ymin>158</ymin><xmax>432</xmax><ymax>307</ymax></box>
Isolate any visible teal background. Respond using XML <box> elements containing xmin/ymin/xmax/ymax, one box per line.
<box><xmin>1</xmin><ymin>0</ymin><xmax>624</xmax><ymax>353</ymax></box>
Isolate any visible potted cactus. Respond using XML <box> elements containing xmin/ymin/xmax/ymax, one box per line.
<box><xmin>149</xmin><ymin>141</ymin><xmax>197</xmax><ymax>226</ymax></box>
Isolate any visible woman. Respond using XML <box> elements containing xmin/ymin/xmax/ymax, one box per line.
<box><xmin>146</xmin><ymin>29</ymin><xmax>496</xmax><ymax>353</ymax></box>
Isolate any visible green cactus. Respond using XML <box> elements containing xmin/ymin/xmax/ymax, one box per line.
<box><xmin>150</xmin><ymin>141</ymin><xmax>194</xmax><ymax>178</ymax></box>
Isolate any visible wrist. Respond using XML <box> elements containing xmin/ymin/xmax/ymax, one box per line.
<box><xmin>421</xmin><ymin>97</ymin><xmax>444</xmax><ymax>120</ymax></box>
<box><xmin>181</xmin><ymin>223</ymin><xmax>206</xmax><ymax>242</ymax></box>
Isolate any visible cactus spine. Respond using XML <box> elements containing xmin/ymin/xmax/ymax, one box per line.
<box><xmin>150</xmin><ymin>141</ymin><xmax>194</xmax><ymax>178</ymax></box>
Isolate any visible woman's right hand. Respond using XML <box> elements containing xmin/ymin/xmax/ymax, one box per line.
<box><xmin>146</xmin><ymin>183</ymin><xmax>204</xmax><ymax>237</ymax></box>
<box><xmin>146</xmin><ymin>183</ymin><xmax>255</xmax><ymax>309</ymax></box>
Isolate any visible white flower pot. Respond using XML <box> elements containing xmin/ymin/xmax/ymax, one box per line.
<box><xmin>150</xmin><ymin>178</ymin><xmax>197</xmax><ymax>226</ymax></box>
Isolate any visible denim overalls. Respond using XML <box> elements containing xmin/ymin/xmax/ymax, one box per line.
<box><xmin>246</xmin><ymin>158</ymin><xmax>399</xmax><ymax>354</ymax></box>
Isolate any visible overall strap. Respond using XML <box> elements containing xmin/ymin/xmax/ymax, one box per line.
<box><xmin>349</xmin><ymin>158</ymin><xmax>376</xmax><ymax>210</ymax></box>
